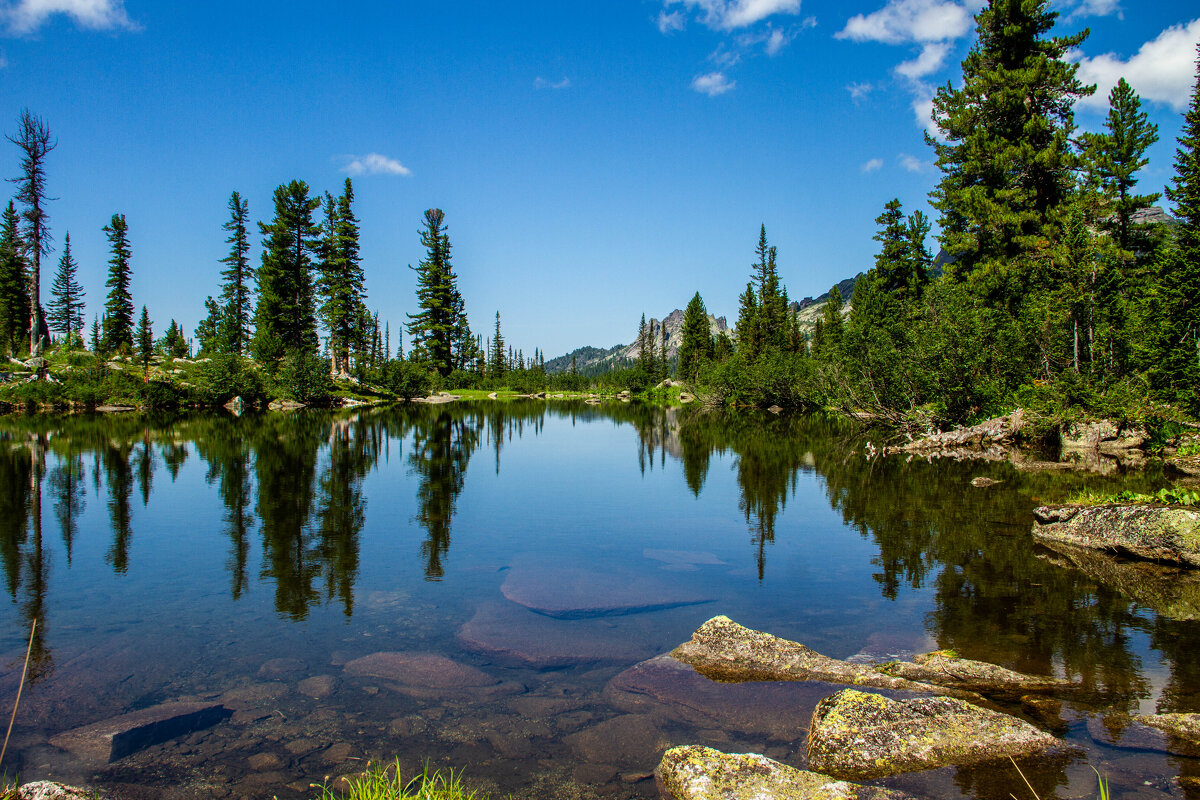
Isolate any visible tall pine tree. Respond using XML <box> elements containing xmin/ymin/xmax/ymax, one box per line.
<box><xmin>218</xmin><ymin>190</ymin><xmax>253</xmax><ymax>356</ymax></box>
<box><xmin>677</xmin><ymin>291</ymin><xmax>714</xmax><ymax>382</ymax></box>
<box><xmin>0</xmin><ymin>200</ymin><xmax>30</xmax><ymax>356</ymax></box>
<box><xmin>102</xmin><ymin>213</ymin><xmax>134</xmax><ymax>354</ymax></box>
<box><xmin>318</xmin><ymin>179</ymin><xmax>366</xmax><ymax>375</ymax></box>
<box><xmin>252</xmin><ymin>180</ymin><xmax>320</xmax><ymax>367</ymax></box>
<box><xmin>6</xmin><ymin>109</ymin><xmax>55</xmax><ymax>353</ymax></box>
<box><xmin>47</xmin><ymin>231</ymin><xmax>85</xmax><ymax>344</ymax></box>
<box><xmin>406</xmin><ymin>209</ymin><xmax>467</xmax><ymax>376</ymax></box>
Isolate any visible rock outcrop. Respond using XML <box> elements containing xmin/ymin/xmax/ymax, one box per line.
<box><xmin>877</xmin><ymin>650</ymin><xmax>1069</xmax><ymax>695</ymax></box>
<box><xmin>807</xmin><ymin>689</ymin><xmax>1060</xmax><ymax>780</ymax></box>
<box><xmin>1033</xmin><ymin>505</ymin><xmax>1200</xmax><ymax>567</ymax></box>
<box><xmin>888</xmin><ymin>410</ymin><xmax>1025</xmax><ymax>455</ymax></box>
<box><xmin>1060</xmin><ymin>420</ymin><xmax>1148</xmax><ymax>452</ymax></box>
<box><xmin>656</xmin><ymin>745</ymin><xmax>917</xmax><ymax>800</ymax></box>
<box><xmin>48</xmin><ymin>701</ymin><xmax>230</xmax><ymax>764</ymax></box>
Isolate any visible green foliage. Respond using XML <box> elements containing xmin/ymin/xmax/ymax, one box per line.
<box><xmin>253</xmin><ymin>180</ymin><xmax>321</xmax><ymax>368</ymax></box>
<box><xmin>677</xmin><ymin>291</ymin><xmax>714</xmax><ymax>382</ymax></box>
<box><xmin>47</xmin><ymin>231</ymin><xmax>85</xmax><ymax>342</ymax></box>
<box><xmin>274</xmin><ymin>349</ymin><xmax>333</xmax><ymax>403</ymax></box>
<box><xmin>136</xmin><ymin>305</ymin><xmax>153</xmax><ymax>373</ymax></box>
<box><xmin>194</xmin><ymin>353</ymin><xmax>267</xmax><ymax>404</ymax></box>
<box><xmin>318</xmin><ymin>179</ymin><xmax>367</xmax><ymax>374</ymax></box>
<box><xmin>0</xmin><ymin>200</ymin><xmax>30</xmax><ymax>357</ymax></box>
<box><xmin>102</xmin><ymin>213</ymin><xmax>134</xmax><ymax>354</ymax></box>
<box><xmin>1069</xmin><ymin>486</ymin><xmax>1200</xmax><ymax>507</ymax></box>
<box><xmin>406</xmin><ymin>209</ymin><xmax>470</xmax><ymax>377</ymax></box>
<box><xmin>381</xmin><ymin>359</ymin><xmax>435</xmax><ymax>400</ymax></box>
<box><xmin>310</xmin><ymin>760</ymin><xmax>480</xmax><ymax>800</ymax></box>
<box><xmin>218</xmin><ymin>190</ymin><xmax>253</xmax><ymax>356</ymax></box>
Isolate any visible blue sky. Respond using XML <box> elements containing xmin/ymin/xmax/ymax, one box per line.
<box><xmin>1</xmin><ymin>0</ymin><xmax>1197</xmax><ymax>358</ymax></box>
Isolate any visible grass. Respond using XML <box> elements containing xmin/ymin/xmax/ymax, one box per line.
<box><xmin>307</xmin><ymin>761</ymin><xmax>480</xmax><ymax>800</ymax></box>
<box><xmin>1067</xmin><ymin>486</ymin><xmax>1200</xmax><ymax>507</ymax></box>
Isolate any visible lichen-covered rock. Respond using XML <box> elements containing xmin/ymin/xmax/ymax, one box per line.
<box><xmin>807</xmin><ymin>689</ymin><xmax>1060</xmax><ymax>780</ymax></box>
<box><xmin>878</xmin><ymin>650</ymin><xmax>1068</xmax><ymax>695</ymax></box>
<box><xmin>670</xmin><ymin>616</ymin><xmax>941</xmax><ymax>694</ymax></box>
<box><xmin>1032</xmin><ymin>505</ymin><xmax>1200</xmax><ymax>568</ymax></box>
<box><xmin>17</xmin><ymin>782</ymin><xmax>107</xmax><ymax>800</ymax></box>
<box><xmin>656</xmin><ymin>745</ymin><xmax>918</xmax><ymax>800</ymax></box>
<box><xmin>1137</xmin><ymin>712</ymin><xmax>1200</xmax><ymax>741</ymax></box>
<box><xmin>1037</xmin><ymin>541</ymin><xmax>1200</xmax><ymax>621</ymax></box>
<box><xmin>1089</xmin><ymin>712</ymin><xmax>1200</xmax><ymax>758</ymax></box>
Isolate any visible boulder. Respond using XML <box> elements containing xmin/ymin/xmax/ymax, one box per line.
<box><xmin>501</xmin><ymin>562</ymin><xmax>709</xmax><ymax>619</ymax></box>
<box><xmin>1032</xmin><ymin>505</ymin><xmax>1200</xmax><ymax>568</ymax></box>
<box><xmin>565</xmin><ymin>713</ymin><xmax>672</xmax><ymax>765</ymax></box>
<box><xmin>807</xmin><ymin>689</ymin><xmax>1060</xmax><ymax>780</ymax></box>
<box><xmin>877</xmin><ymin>650</ymin><xmax>1068</xmax><ymax>695</ymax></box>
<box><xmin>890</xmin><ymin>410</ymin><xmax>1025</xmax><ymax>454</ymax></box>
<box><xmin>456</xmin><ymin>600</ymin><xmax>655</xmax><ymax>667</ymax></box>
<box><xmin>298</xmin><ymin>674</ymin><xmax>339</xmax><ymax>699</ymax></box>
<box><xmin>342</xmin><ymin>652</ymin><xmax>498</xmax><ymax>689</ymax></box>
<box><xmin>224</xmin><ymin>396</ymin><xmax>245</xmax><ymax>415</ymax></box>
<box><xmin>1087</xmin><ymin>712</ymin><xmax>1200</xmax><ymax>758</ymax></box>
<box><xmin>17</xmin><ymin>782</ymin><xmax>106</xmax><ymax>800</ymax></box>
<box><xmin>48</xmin><ymin>701</ymin><xmax>230</xmax><ymax>764</ymax></box>
<box><xmin>970</xmin><ymin>477</ymin><xmax>1002</xmax><ymax>488</ymax></box>
<box><xmin>1060</xmin><ymin>420</ymin><xmax>1119</xmax><ymax>449</ymax></box>
<box><xmin>656</xmin><ymin>745</ymin><xmax>918</xmax><ymax>800</ymax></box>
<box><xmin>23</xmin><ymin>357</ymin><xmax>46</xmax><ymax>371</ymax></box>
<box><xmin>670</xmin><ymin>616</ymin><xmax>946</xmax><ymax>694</ymax></box>
<box><xmin>1037</xmin><ymin>541</ymin><xmax>1200</xmax><ymax>621</ymax></box>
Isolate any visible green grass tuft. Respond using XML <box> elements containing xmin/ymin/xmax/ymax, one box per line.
<box><xmin>308</xmin><ymin>760</ymin><xmax>481</xmax><ymax>800</ymax></box>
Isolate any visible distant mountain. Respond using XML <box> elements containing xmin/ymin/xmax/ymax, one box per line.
<box><xmin>545</xmin><ymin>311</ymin><xmax>731</xmax><ymax>374</ymax></box>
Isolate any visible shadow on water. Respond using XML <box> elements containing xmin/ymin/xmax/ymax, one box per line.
<box><xmin>0</xmin><ymin>402</ymin><xmax>1195</xmax><ymax>799</ymax></box>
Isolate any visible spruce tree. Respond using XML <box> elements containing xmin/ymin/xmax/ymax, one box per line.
<box><xmin>136</xmin><ymin>305</ymin><xmax>153</xmax><ymax>374</ymax></box>
<box><xmin>47</xmin><ymin>231</ymin><xmax>85</xmax><ymax>344</ymax></box>
<box><xmin>1081</xmin><ymin>78</ymin><xmax>1159</xmax><ymax>254</ymax></box>
<box><xmin>252</xmin><ymin>180</ymin><xmax>320</xmax><ymax>367</ymax></box>
<box><xmin>6</xmin><ymin>109</ymin><xmax>55</xmax><ymax>352</ymax></box>
<box><xmin>318</xmin><ymin>179</ymin><xmax>366</xmax><ymax>375</ymax></box>
<box><xmin>89</xmin><ymin>316</ymin><xmax>100</xmax><ymax>353</ymax></box>
<box><xmin>1153</xmin><ymin>45</ymin><xmax>1200</xmax><ymax>409</ymax></box>
<box><xmin>218</xmin><ymin>190</ymin><xmax>253</xmax><ymax>356</ymax></box>
<box><xmin>195</xmin><ymin>296</ymin><xmax>224</xmax><ymax>355</ymax></box>
<box><xmin>406</xmin><ymin>209</ymin><xmax>466</xmax><ymax>376</ymax></box>
<box><xmin>489</xmin><ymin>311</ymin><xmax>506</xmax><ymax>378</ymax></box>
<box><xmin>928</xmin><ymin>0</ymin><xmax>1091</xmax><ymax>306</ymax></box>
<box><xmin>102</xmin><ymin>213</ymin><xmax>134</xmax><ymax>354</ymax></box>
<box><xmin>678</xmin><ymin>291</ymin><xmax>714</xmax><ymax>381</ymax></box>
<box><xmin>0</xmin><ymin>200</ymin><xmax>30</xmax><ymax>355</ymax></box>
<box><xmin>735</xmin><ymin>284</ymin><xmax>759</xmax><ymax>360</ymax></box>
<box><xmin>873</xmin><ymin>199</ymin><xmax>909</xmax><ymax>293</ymax></box>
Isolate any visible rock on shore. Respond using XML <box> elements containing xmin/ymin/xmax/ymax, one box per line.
<box><xmin>656</xmin><ymin>745</ymin><xmax>918</xmax><ymax>800</ymax></box>
<box><xmin>1033</xmin><ymin>505</ymin><xmax>1200</xmax><ymax>567</ymax></box>
<box><xmin>878</xmin><ymin>650</ymin><xmax>1069</xmax><ymax>695</ymax></box>
<box><xmin>807</xmin><ymin>689</ymin><xmax>1061</xmax><ymax>780</ymax></box>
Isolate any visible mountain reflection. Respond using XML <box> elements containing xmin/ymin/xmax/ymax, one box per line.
<box><xmin>0</xmin><ymin>400</ymin><xmax>1192</xmax><ymax>716</ymax></box>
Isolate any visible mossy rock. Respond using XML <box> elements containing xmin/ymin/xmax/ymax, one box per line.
<box><xmin>877</xmin><ymin>650</ymin><xmax>1068</xmax><ymax>696</ymax></box>
<box><xmin>656</xmin><ymin>745</ymin><xmax>918</xmax><ymax>800</ymax></box>
<box><xmin>1033</xmin><ymin>505</ymin><xmax>1200</xmax><ymax>568</ymax></box>
<box><xmin>807</xmin><ymin>689</ymin><xmax>1061</xmax><ymax>780</ymax></box>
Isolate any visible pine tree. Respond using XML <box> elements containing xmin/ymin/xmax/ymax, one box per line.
<box><xmin>1080</xmin><ymin>78</ymin><xmax>1159</xmax><ymax>254</ymax></box>
<box><xmin>136</xmin><ymin>305</ymin><xmax>153</xmax><ymax>374</ymax></box>
<box><xmin>489</xmin><ymin>311</ymin><xmax>506</xmax><ymax>378</ymax></box>
<box><xmin>406</xmin><ymin>209</ymin><xmax>467</xmax><ymax>376</ymax></box>
<box><xmin>0</xmin><ymin>200</ymin><xmax>30</xmax><ymax>356</ymax></box>
<box><xmin>678</xmin><ymin>292</ymin><xmax>713</xmax><ymax>381</ymax></box>
<box><xmin>873</xmin><ymin>200</ymin><xmax>908</xmax><ymax>293</ymax></box>
<box><xmin>318</xmin><ymin>179</ymin><xmax>366</xmax><ymax>374</ymax></box>
<box><xmin>252</xmin><ymin>180</ymin><xmax>320</xmax><ymax>367</ymax></box>
<box><xmin>1152</xmin><ymin>45</ymin><xmax>1200</xmax><ymax>409</ymax></box>
<box><xmin>813</xmin><ymin>284</ymin><xmax>844</xmax><ymax>360</ymax></box>
<box><xmin>195</xmin><ymin>296</ymin><xmax>224</xmax><ymax>355</ymax></box>
<box><xmin>928</xmin><ymin>0</ymin><xmax>1092</xmax><ymax>307</ymax></box>
<box><xmin>735</xmin><ymin>284</ymin><xmax>759</xmax><ymax>360</ymax></box>
<box><xmin>102</xmin><ymin>213</ymin><xmax>134</xmax><ymax>354</ymax></box>
<box><xmin>47</xmin><ymin>231</ymin><xmax>85</xmax><ymax>344</ymax></box>
<box><xmin>89</xmin><ymin>316</ymin><xmax>100</xmax><ymax>353</ymax></box>
<box><xmin>6</xmin><ymin>109</ymin><xmax>55</xmax><ymax>353</ymax></box>
<box><xmin>218</xmin><ymin>190</ymin><xmax>253</xmax><ymax>356</ymax></box>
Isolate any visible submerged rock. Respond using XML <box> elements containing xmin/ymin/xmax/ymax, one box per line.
<box><xmin>501</xmin><ymin>562</ymin><xmax>709</xmax><ymax>619</ymax></box>
<box><xmin>1033</xmin><ymin>505</ymin><xmax>1200</xmax><ymax>568</ymax></box>
<box><xmin>565</xmin><ymin>713</ymin><xmax>673</xmax><ymax>765</ymax></box>
<box><xmin>807</xmin><ymin>689</ymin><xmax>1060</xmax><ymax>780</ymax></box>
<box><xmin>1037</xmin><ymin>541</ymin><xmax>1200</xmax><ymax>621</ymax></box>
<box><xmin>48</xmin><ymin>701</ymin><xmax>230</xmax><ymax>764</ymax></box>
<box><xmin>342</xmin><ymin>652</ymin><xmax>498</xmax><ymax>689</ymax></box>
<box><xmin>670</xmin><ymin>616</ymin><xmax>949</xmax><ymax>695</ymax></box>
<box><xmin>878</xmin><ymin>650</ymin><xmax>1068</xmax><ymax>695</ymax></box>
<box><xmin>656</xmin><ymin>745</ymin><xmax>918</xmax><ymax>800</ymax></box>
<box><xmin>1087</xmin><ymin>712</ymin><xmax>1200</xmax><ymax>758</ymax></box>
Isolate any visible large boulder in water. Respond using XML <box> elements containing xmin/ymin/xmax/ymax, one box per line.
<box><xmin>656</xmin><ymin>745</ymin><xmax>918</xmax><ymax>800</ymax></box>
<box><xmin>1033</xmin><ymin>505</ymin><xmax>1200</xmax><ymax>568</ymax></box>
<box><xmin>807</xmin><ymin>689</ymin><xmax>1061</xmax><ymax>780</ymax></box>
<box><xmin>501</xmin><ymin>561</ymin><xmax>709</xmax><ymax>619</ymax></box>
<box><xmin>877</xmin><ymin>650</ymin><xmax>1068</xmax><ymax>696</ymax></box>
<box><xmin>342</xmin><ymin>652</ymin><xmax>497</xmax><ymax>688</ymax></box>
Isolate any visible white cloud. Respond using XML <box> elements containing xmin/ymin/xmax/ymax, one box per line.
<box><xmin>861</xmin><ymin>157</ymin><xmax>884</xmax><ymax>172</ymax></box>
<box><xmin>1063</xmin><ymin>0</ymin><xmax>1121</xmax><ymax>19</ymax></box>
<box><xmin>692</xmin><ymin>71</ymin><xmax>736</xmax><ymax>96</ymax></box>
<box><xmin>912</xmin><ymin>91</ymin><xmax>941</xmax><ymax>139</ymax></box>
<box><xmin>765</xmin><ymin>28</ymin><xmax>790</xmax><ymax>55</ymax></box>
<box><xmin>1073</xmin><ymin>18</ymin><xmax>1200</xmax><ymax>112</ymax></box>
<box><xmin>534</xmin><ymin>76</ymin><xmax>571</xmax><ymax>90</ymax></box>
<box><xmin>657</xmin><ymin>9</ymin><xmax>685</xmax><ymax>33</ymax></box>
<box><xmin>847</xmin><ymin>82</ymin><xmax>874</xmax><ymax>102</ymax></box>
<box><xmin>2</xmin><ymin>0</ymin><xmax>138</xmax><ymax>34</ymax></box>
<box><xmin>895</xmin><ymin>41</ymin><xmax>950</xmax><ymax>79</ymax></box>
<box><xmin>837</xmin><ymin>0</ymin><xmax>972</xmax><ymax>45</ymax></box>
<box><xmin>899</xmin><ymin>153</ymin><xmax>929</xmax><ymax>172</ymax></box>
<box><xmin>709</xmin><ymin>43</ymin><xmax>742</xmax><ymax>67</ymax></box>
<box><xmin>342</xmin><ymin>153</ymin><xmax>412</xmax><ymax>177</ymax></box>
<box><xmin>665</xmin><ymin>0</ymin><xmax>802</xmax><ymax>32</ymax></box>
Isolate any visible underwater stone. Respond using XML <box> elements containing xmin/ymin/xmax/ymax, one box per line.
<box><xmin>501</xmin><ymin>563</ymin><xmax>710</xmax><ymax>619</ymax></box>
<box><xmin>342</xmin><ymin>652</ymin><xmax>498</xmax><ymax>688</ymax></box>
<box><xmin>655</xmin><ymin>745</ymin><xmax>919</xmax><ymax>800</ymax></box>
<box><xmin>48</xmin><ymin>701</ymin><xmax>231</xmax><ymax>764</ymax></box>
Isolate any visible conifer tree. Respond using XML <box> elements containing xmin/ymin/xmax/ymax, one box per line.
<box><xmin>735</xmin><ymin>284</ymin><xmax>759</xmax><ymax>360</ymax></box>
<box><xmin>102</xmin><ymin>213</ymin><xmax>134</xmax><ymax>354</ymax></box>
<box><xmin>136</xmin><ymin>305</ymin><xmax>153</xmax><ymax>374</ymax></box>
<box><xmin>252</xmin><ymin>180</ymin><xmax>320</xmax><ymax>367</ymax></box>
<box><xmin>406</xmin><ymin>209</ymin><xmax>467</xmax><ymax>376</ymax></box>
<box><xmin>678</xmin><ymin>291</ymin><xmax>713</xmax><ymax>381</ymax></box>
<box><xmin>489</xmin><ymin>311</ymin><xmax>506</xmax><ymax>378</ymax></box>
<box><xmin>636</xmin><ymin>313</ymin><xmax>650</xmax><ymax>373</ymax></box>
<box><xmin>218</xmin><ymin>191</ymin><xmax>253</xmax><ymax>356</ymax></box>
<box><xmin>0</xmin><ymin>200</ymin><xmax>30</xmax><ymax>355</ymax></box>
<box><xmin>813</xmin><ymin>284</ymin><xmax>844</xmax><ymax>360</ymax></box>
<box><xmin>1080</xmin><ymin>78</ymin><xmax>1159</xmax><ymax>254</ymax></box>
<box><xmin>47</xmin><ymin>231</ymin><xmax>85</xmax><ymax>344</ymax></box>
<box><xmin>6</xmin><ymin>109</ymin><xmax>55</xmax><ymax>352</ymax></box>
<box><xmin>928</xmin><ymin>0</ymin><xmax>1092</xmax><ymax>307</ymax></box>
<box><xmin>318</xmin><ymin>179</ymin><xmax>366</xmax><ymax>374</ymax></box>
<box><xmin>89</xmin><ymin>316</ymin><xmax>100</xmax><ymax>353</ymax></box>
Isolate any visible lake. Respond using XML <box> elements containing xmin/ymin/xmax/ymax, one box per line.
<box><xmin>0</xmin><ymin>401</ymin><xmax>1194</xmax><ymax>800</ymax></box>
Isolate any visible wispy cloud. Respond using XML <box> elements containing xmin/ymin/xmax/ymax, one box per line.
<box><xmin>657</xmin><ymin>9</ymin><xmax>686</xmax><ymax>33</ymax></box>
<box><xmin>1073</xmin><ymin>18</ymin><xmax>1200</xmax><ymax>112</ymax></box>
<box><xmin>341</xmin><ymin>153</ymin><xmax>412</xmax><ymax>177</ymax></box>
<box><xmin>665</xmin><ymin>0</ymin><xmax>802</xmax><ymax>32</ymax></box>
<box><xmin>1063</xmin><ymin>0</ymin><xmax>1121</xmax><ymax>20</ymax></box>
<box><xmin>837</xmin><ymin>0</ymin><xmax>972</xmax><ymax>45</ymax></box>
<box><xmin>899</xmin><ymin>153</ymin><xmax>929</xmax><ymax>172</ymax></box>
<box><xmin>692</xmin><ymin>71</ymin><xmax>736</xmax><ymax>96</ymax></box>
<box><xmin>895</xmin><ymin>41</ymin><xmax>950</xmax><ymax>79</ymax></box>
<box><xmin>2</xmin><ymin>0</ymin><xmax>139</xmax><ymax>34</ymax></box>
<box><xmin>861</xmin><ymin>157</ymin><xmax>884</xmax><ymax>173</ymax></box>
<box><xmin>534</xmin><ymin>76</ymin><xmax>571</xmax><ymax>90</ymax></box>
<box><xmin>847</xmin><ymin>82</ymin><xmax>874</xmax><ymax>103</ymax></box>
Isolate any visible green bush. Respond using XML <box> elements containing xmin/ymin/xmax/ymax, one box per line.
<box><xmin>275</xmin><ymin>351</ymin><xmax>333</xmax><ymax>403</ymax></box>
<box><xmin>382</xmin><ymin>360</ymin><xmax>435</xmax><ymax>400</ymax></box>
